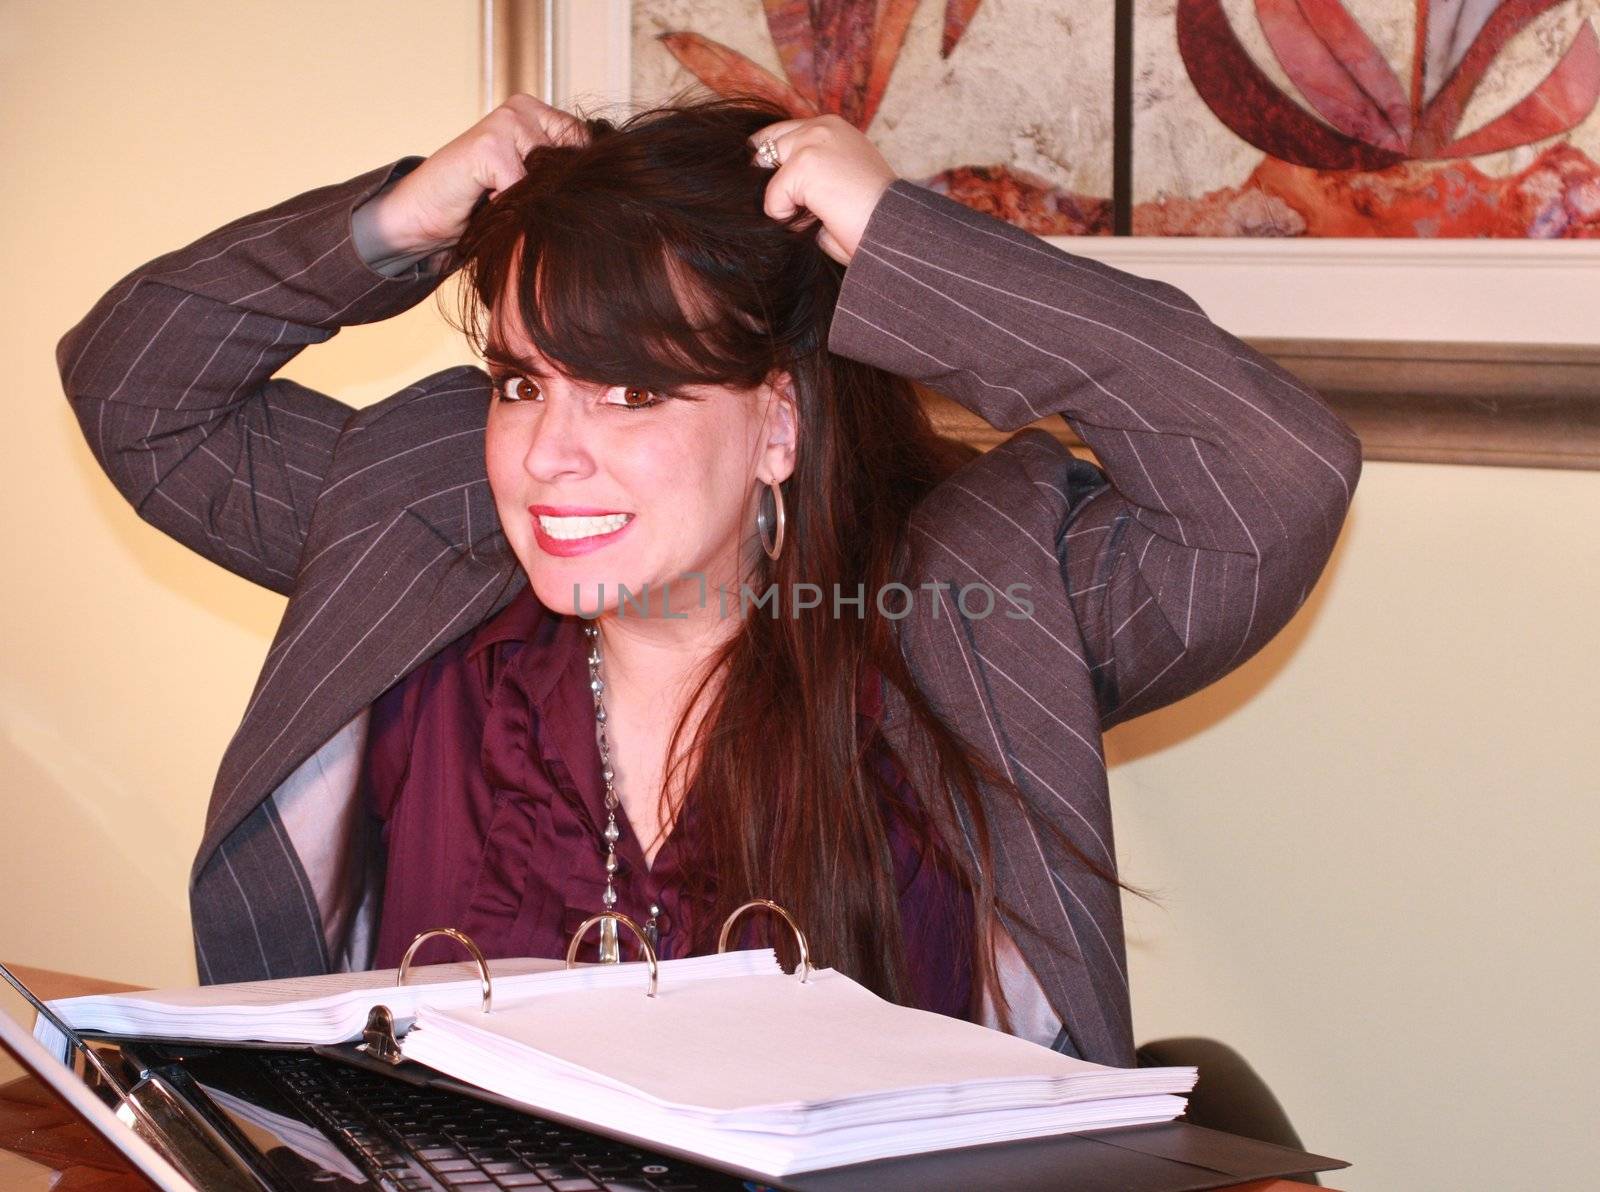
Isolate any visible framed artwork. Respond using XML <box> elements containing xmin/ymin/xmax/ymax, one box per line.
<box><xmin>626</xmin><ymin>0</ymin><xmax>1600</xmax><ymax>239</ymax></box>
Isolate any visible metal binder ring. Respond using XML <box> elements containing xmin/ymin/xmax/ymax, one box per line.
<box><xmin>397</xmin><ymin>927</ymin><xmax>494</xmax><ymax>1013</ymax></box>
<box><xmin>716</xmin><ymin>899</ymin><xmax>812</xmax><ymax>983</ymax></box>
<box><xmin>566</xmin><ymin>912</ymin><xmax>661</xmax><ymax>997</ymax></box>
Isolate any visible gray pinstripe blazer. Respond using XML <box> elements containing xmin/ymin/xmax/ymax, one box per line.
<box><xmin>57</xmin><ymin>157</ymin><xmax>1361</xmax><ymax>1067</ymax></box>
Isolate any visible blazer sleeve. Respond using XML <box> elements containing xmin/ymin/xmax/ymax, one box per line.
<box><xmin>56</xmin><ymin>156</ymin><xmax>455</xmax><ymax>595</ymax></box>
<box><xmin>826</xmin><ymin>179</ymin><xmax>1363</xmax><ymax>725</ymax></box>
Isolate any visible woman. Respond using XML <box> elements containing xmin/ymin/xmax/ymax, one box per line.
<box><xmin>57</xmin><ymin>93</ymin><xmax>1361</xmax><ymax>1068</ymax></box>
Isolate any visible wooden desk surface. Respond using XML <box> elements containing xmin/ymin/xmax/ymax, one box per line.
<box><xmin>0</xmin><ymin>964</ymin><xmax>1332</xmax><ymax>1192</ymax></box>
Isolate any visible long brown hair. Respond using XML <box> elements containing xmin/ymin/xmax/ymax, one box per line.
<box><xmin>446</xmin><ymin>92</ymin><xmax>1116</xmax><ymax>1018</ymax></box>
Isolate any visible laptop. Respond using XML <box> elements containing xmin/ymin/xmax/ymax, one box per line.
<box><xmin>0</xmin><ymin>965</ymin><xmax>1346</xmax><ymax>1191</ymax></box>
<box><xmin>0</xmin><ymin>991</ymin><xmax>751</xmax><ymax>1191</ymax></box>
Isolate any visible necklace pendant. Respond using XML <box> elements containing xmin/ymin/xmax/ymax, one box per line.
<box><xmin>598</xmin><ymin>913</ymin><xmax>620</xmax><ymax>964</ymax></box>
<box><xmin>588</xmin><ymin>621</ymin><xmax>624</xmax><ymax>967</ymax></box>
<box><xmin>644</xmin><ymin>903</ymin><xmax>661</xmax><ymax>951</ymax></box>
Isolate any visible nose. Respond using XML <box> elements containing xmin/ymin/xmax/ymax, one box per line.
<box><xmin>521</xmin><ymin>390</ymin><xmax>596</xmax><ymax>484</ymax></box>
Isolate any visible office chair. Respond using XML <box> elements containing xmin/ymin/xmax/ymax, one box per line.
<box><xmin>1136</xmin><ymin>1037</ymin><xmax>1320</xmax><ymax>1187</ymax></box>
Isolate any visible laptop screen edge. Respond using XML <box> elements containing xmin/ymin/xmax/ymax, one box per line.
<box><xmin>0</xmin><ymin>1002</ymin><xmax>198</xmax><ymax>1192</ymax></box>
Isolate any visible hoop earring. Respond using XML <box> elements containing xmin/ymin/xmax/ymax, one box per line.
<box><xmin>756</xmin><ymin>479</ymin><xmax>786</xmax><ymax>561</ymax></box>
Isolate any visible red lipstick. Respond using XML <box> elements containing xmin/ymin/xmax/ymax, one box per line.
<box><xmin>529</xmin><ymin>504</ymin><xmax>634</xmax><ymax>557</ymax></box>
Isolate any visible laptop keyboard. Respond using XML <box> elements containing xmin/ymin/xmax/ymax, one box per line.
<box><xmin>256</xmin><ymin>1051</ymin><xmax>752</xmax><ymax>1192</ymax></box>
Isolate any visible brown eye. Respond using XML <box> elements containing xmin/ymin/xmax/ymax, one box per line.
<box><xmin>494</xmin><ymin>375</ymin><xmax>540</xmax><ymax>403</ymax></box>
<box><xmin>607</xmin><ymin>386</ymin><xmax>664</xmax><ymax>410</ymax></box>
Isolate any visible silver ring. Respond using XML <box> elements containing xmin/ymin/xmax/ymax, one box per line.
<box><xmin>756</xmin><ymin>137</ymin><xmax>780</xmax><ymax>169</ymax></box>
<box><xmin>397</xmin><ymin>928</ymin><xmax>494</xmax><ymax>1013</ymax></box>
<box><xmin>717</xmin><ymin>898</ymin><xmax>811</xmax><ymax>983</ymax></box>
<box><xmin>565</xmin><ymin>912</ymin><xmax>661</xmax><ymax>997</ymax></box>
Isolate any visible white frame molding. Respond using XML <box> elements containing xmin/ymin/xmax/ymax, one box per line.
<box><xmin>1081</xmin><ymin>237</ymin><xmax>1600</xmax><ymax>345</ymax></box>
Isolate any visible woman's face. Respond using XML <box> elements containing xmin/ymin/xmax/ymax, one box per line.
<box><xmin>483</xmin><ymin>296</ymin><xmax>796</xmax><ymax>623</ymax></box>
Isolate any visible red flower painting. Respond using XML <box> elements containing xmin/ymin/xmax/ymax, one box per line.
<box><xmin>1180</xmin><ymin>0</ymin><xmax>1599</xmax><ymax>167</ymax></box>
<box><xmin>641</xmin><ymin>1</ymin><xmax>1600</xmax><ymax>237</ymax></box>
<box><xmin>649</xmin><ymin>0</ymin><xmax>1112</xmax><ymax>235</ymax></box>
<box><xmin>1158</xmin><ymin>1</ymin><xmax>1600</xmax><ymax>236</ymax></box>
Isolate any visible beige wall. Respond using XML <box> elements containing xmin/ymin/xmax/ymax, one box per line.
<box><xmin>1111</xmin><ymin>462</ymin><xmax>1600</xmax><ymax>1190</ymax></box>
<box><xmin>3</xmin><ymin>3</ymin><xmax>1597</xmax><ymax>1190</ymax></box>
<box><xmin>1</xmin><ymin>0</ymin><xmax>483</xmax><ymax>982</ymax></box>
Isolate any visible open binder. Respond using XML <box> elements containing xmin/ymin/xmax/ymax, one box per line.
<box><xmin>30</xmin><ymin>901</ymin><xmax>1203</xmax><ymax>1181</ymax></box>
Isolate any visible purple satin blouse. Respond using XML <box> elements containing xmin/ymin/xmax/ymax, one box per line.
<box><xmin>363</xmin><ymin>584</ymin><xmax>975</xmax><ymax>1019</ymax></box>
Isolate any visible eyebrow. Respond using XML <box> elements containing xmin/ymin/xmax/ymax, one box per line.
<box><xmin>482</xmin><ymin>345</ymin><xmax>558</xmax><ymax>378</ymax></box>
<box><xmin>481</xmin><ymin>345</ymin><xmax>707</xmax><ymax>402</ymax></box>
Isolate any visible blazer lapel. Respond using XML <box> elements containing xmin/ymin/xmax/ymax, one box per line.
<box><xmin>883</xmin><ymin>458</ymin><xmax>1136</xmax><ymax>1067</ymax></box>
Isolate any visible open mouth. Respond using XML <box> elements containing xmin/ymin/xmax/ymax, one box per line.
<box><xmin>529</xmin><ymin>506</ymin><xmax>635</xmax><ymax>556</ymax></box>
<box><xmin>536</xmin><ymin>512</ymin><xmax>631</xmax><ymax>540</ymax></box>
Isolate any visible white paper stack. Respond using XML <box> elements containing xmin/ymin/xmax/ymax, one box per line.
<box><xmin>34</xmin><ymin>951</ymin><xmax>776</xmax><ymax>1058</ymax></box>
<box><xmin>400</xmin><ymin>963</ymin><xmax>1195</xmax><ymax>1178</ymax></box>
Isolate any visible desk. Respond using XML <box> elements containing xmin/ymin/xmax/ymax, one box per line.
<box><xmin>0</xmin><ymin>964</ymin><xmax>1333</xmax><ymax>1192</ymax></box>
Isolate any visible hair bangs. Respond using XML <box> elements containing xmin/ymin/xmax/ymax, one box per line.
<box><xmin>472</xmin><ymin>194</ymin><xmax>775</xmax><ymax>396</ymax></box>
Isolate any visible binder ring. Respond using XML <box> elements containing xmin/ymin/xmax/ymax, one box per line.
<box><xmin>566</xmin><ymin>912</ymin><xmax>660</xmax><ymax>998</ymax></box>
<box><xmin>717</xmin><ymin>899</ymin><xmax>812</xmax><ymax>983</ymax></box>
<box><xmin>397</xmin><ymin>927</ymin><xmax>494</xmax><ymax>1013</ymax></box>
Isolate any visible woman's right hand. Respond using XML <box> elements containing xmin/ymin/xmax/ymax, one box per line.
<box><xmin>353</xmin><ymin>94</ymin><xmax>588</xmax><ymax>269</ymax></box>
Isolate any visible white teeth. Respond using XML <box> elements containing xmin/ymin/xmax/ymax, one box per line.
<box><xmin>538</xmin><ymin>512</ymin><xmax>630</xmax><ymax>541</ymax></box>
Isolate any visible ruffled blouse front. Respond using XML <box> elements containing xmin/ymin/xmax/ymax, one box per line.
<box><xmin>364</xmin><ymin>583</ymin><xmax>974</xmax><ymax>1018</ymax></box>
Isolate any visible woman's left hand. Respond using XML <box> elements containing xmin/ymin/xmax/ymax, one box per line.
<box><xmin>748</xmin><ymin>115</ymin><xmax>898</xmax><ymax>266</ymax></box>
